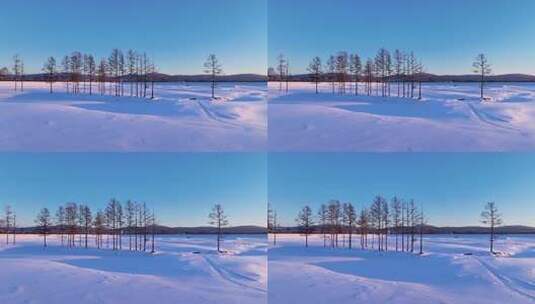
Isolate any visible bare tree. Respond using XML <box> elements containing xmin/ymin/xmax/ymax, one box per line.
<box><xmin>127</xmin><ymin>50</ymin><xmax>137</xmax><ymax>96</ymax></box>
<box><xmin>394</xmin><ymin>50</ymin><xmax>403</xmax><ymax>97</ymax></box>
<box><xmin>86</xmin><ymin>55</ymin><xmax>96</xmax><ymax>95</ymax></box>
<box><xmin>4</xmin><ymin>205</ymin><xmax>13</xmax><ymax>244</ymax></box>
<box><xmin>296</xmin><ymin>205</ymin><xmax>313</xmax><ymax>247</ymax></box>
<box><xmin>108</xmin><ymin>49</ymin><xmax>120</xmax><ymax>96</ymax></box>
<box><xmin>480</xmin><ymin>202</ymin><xmax>502</xmax><ymax>254</ymax></box>
<box><xmin>94</xmin><ymin>210</ymin><xmax>105</xmax><ymax>249</ymax></box>
<box><xmin>473</xmin><ymin>53</ymin><xmax>492</xmax><ymax>100</ymax></box>
<box><xmin>35</xmin><ymin>208</ymin><xmax>52</xmax><ymax>247</ymax></box>
<box><xmin>203</xmin><ymin>54</ymin><xmax>223</xmax><ymax>99</ymax></box>
<box><xmin>97</xmin><ymin>59</ymin><xmax>107</xmax><ymax>95</ymax></box>
<box><xmin>317</xmin><ymin>204</ymin><xmax>328</xmax><ymax>247</ymax></box>
<box><xmin>343</xmin><ymin>202</ymin><xmax>357</xmax><ymax>249</ymax></box>
<box><xmin>65</xmin><ymin>202</ymin><xmax>79</xmax><ymax>247</ymax></box>
<box><xmin>408</xmin><ymin>200</ymin><xmax>418</xmax><ymax>253</ymax></box>
<box><xmin>326</xmin><ymin>55</ymin><xmax>336</xmax><ymax>94</ymax></box>
<box><xmin>357</xmin><ymin>208</ymin><xmax>369</xmax><ymax>249</ymax></box>
<box><xmin>335</xmin><ymin>51</ymin><xmax>349</xmax><ymax>94</ymax></box>
<box><xmin>12</xmin><ymin>55</ymin><xmax>21</xmax><ymax>91</ymax></box>
<box><xmin>208</xmin><ymin>204</ymin><xmax>229</xmax><ymax>253</ymax></box>
<box><xmin>55</xmin><ymin>206</ymin><xmax>65</xmax><ymax>246</ymax></box>
<box><xmin>12</xmin><ymin>212</ymin><xmax>16</xmax><ymax>244</ymax></box>
<box><xmin>272</xmin><ymin>209</ymin><xmax>279</xmax><ymax>245</ymax></box>
<box><xmin>276</xmin><ymin>54</ymin><xmax>286</xmax><ymax>91</ymax></box>
<box><xmin>148</xmin><ymin>59</ymin><xmax>157</xmax><ymax>99</ymax></box>
<box><xmin>391</xmin><ymin>197</ymin><xmax>401</xmax><ymax>251</ymax></box>
<box><xmin>81</xmin><ymin>205</ymin><xmax>92</xmax><ymax>249</ymax></box>
<box><xmin>125</xmin><ymin>200</ymin><xmax>135</xmax><ymax>250</ymax></box>
<box><xmin>70</xmin><ymin>52</ymin><xmax>82</xmax><ymax>94</ymax></box>
<box><xmin>364</xmin><ymin>58</ymin><xmax>374</xmax><ymax>96</ymax></box>
<box><xmin>326</xmin><ymin>200</ymin><xmax>342</xmax><ymax>248</ymax></box>
<box><xmin>349</xmin><ymin>53</ymin><xmax>362</xmax><ymax>95</ymax></box>
<box><xmin>61</xmin><ymin>56</ymin><xmax>71</xmax><ymax>93</ymax></box>
<box><xmin>150</xmin><ymin>209</ymin><xmax>157</xmax><ymax>253</ymax></box>
<box><xmin>42</xmin><ymin>57</ymin><xmax>57</xmax><ymax>93</ymax></box>
<box><xmin>307</xmin><ymin>57</ymin><xmax>322</xmax><ymax>94</ymax></box>
<box><xmin>419</xmin><ymin>205</ymin><xmax>425</xmax><ymax>255</ymax></box>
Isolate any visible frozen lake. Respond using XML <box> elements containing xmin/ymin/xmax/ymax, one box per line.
<box><xmin>268</xmin><ymin>233</ymin><xmax>535</xmax><ymax>304</ymax></box>
<box><xmin>0</xmin><ymin>81</ymin><xmax>267</xmax><ymax>151</ymax></box>
<box><xmin>268</xmin><ymin>82</ymin><xmax>535</xmax><ymax>151</ymax></box>
<box><xmin>0</xmin><ymin>234</ymin><xmax>267</xmax><ymax>304</ymax></box>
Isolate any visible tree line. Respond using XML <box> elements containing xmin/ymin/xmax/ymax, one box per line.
<box><xmin>269</xmin><ymin>197</ymin><xmax>426</xmax><ymax>254</ymax></box>
<box><xmin>0</xmin><ymin>205</ymin><xmax>17</xmax><ymax>245</ymax></box>
<box><xmin>269</xmin><ymin>200</ymin><xmax>505</xmax><ymax>255</ymax></box>
<box><xmin>41</xmin><ymin>49</ymin><xmax>158</xmax><ymax>98</ymax></box>
<box><xmin>274</xmin><ymin>49</ymin><xmax>425</xmax><ymax>100</ymax></box>
<box><xmin>271</xmin><ymin>52</ymin><xmax>495</xmax><ymax>101</ymax></box>
<box><xmin>1</xmin><ymin>202</ymin><xmax>231</xmax><ymax>255</ymax></box>
<box><xmin>34</xmin><ymin>199</ymin><xmax>158</xmax><ymax>253</ymax></box>
<box><xmin>2</xmin><ymin>52</ymin><xmax>225</xmax><ymax>99</ymax></box>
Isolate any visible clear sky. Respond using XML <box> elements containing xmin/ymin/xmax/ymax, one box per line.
<box><xmin>0</xmin><ymin>153</ymin><xmax>267</xmax><ymax>227</ymax></box>
<box><xmin>0</xmin><ymin>0</ymin><xmax>267</xmax><ymax>75</ymax></box>
<box><xmin>269</xmin><ymin>153</ymin><xmax>535</xmax><ymax>227</ymax></box>
<box><xmin>269</xmin><ymin>0</ymin><xmax>535</xmax><ymax>75</ymax></box>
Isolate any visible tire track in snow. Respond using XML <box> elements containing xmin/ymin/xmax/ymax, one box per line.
<box><xmin>474</xmin><ymin>256</ymin><xmax>535</xmax><ymax>302</ymax></box>
<box><xmin>202</xmin><ymin>255</ymin><xmax>265</xmax><ymax>293</ymax></box>
<box><xmin>467</xmin><ymin>102</ymin><xmax>521</xmax><ymax>133</ymax></box>
<box><xmin>196</xmin><ymin>101</ymin><xmax>241</xmax><ymax>128</ymax></box>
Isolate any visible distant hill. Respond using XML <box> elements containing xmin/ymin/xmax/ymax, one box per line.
<box><xmin>15</xmin><ymin>225</ymin><xmax>266</xmax><ymax>235</ymax></box>
<box><xmin>276</xmin><ymin>225</ymin><xmax>535</xmax><ymax>235</ymax></box>
<box><xmin>269</xmin><ymin>72</ymin><xmax>535</xmax><ymax>83</ymax></box>
<box><xmin>1</xmin><ymin>73</ymin><xmax>267</xmax><ymax>82</ymax></box>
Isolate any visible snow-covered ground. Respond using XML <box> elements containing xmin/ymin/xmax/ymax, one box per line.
<box><xmin>0</xmin><ymin>234</ymin><xmax>266</xmax><ymax>304</ymax></box>
<box><xmin>269</xmin><ymin>233</ymin><xmax>535</xmax><ymax>304</ymax></box>
<box><xmin>268</xmin><ymin>82</ymin><xmax>535</xmax><ymax>151</ymax></box>
<box><xmin>0</xmin><ymin>81</ymin><xmax>266</xmax><ymax>151</ymax></box>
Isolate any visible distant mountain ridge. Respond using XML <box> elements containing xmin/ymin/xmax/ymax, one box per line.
<box><xmin>1</xmin><ymin>73</ymin><xmax>267</xmax><ymax>82</ymax></box>
<box><xmin>269</xmin><ymin>72</ymin><xmax>535</xmax><ymax>83</ymax></box>
<box><xmin>15</xmin><ymin>225</ymin><xmax>267</xmax><ymax>235</ymax></box>
<box><xmin>276</xmin><ymin>225</ymin><xmax>535</xmax><ymax>234</ymax></box>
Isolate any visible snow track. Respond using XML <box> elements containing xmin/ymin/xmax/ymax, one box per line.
<box><xmin>474</xmin><ymin>256</ymin><xmax>535</xmax><ymax>302</ymax></box>
<box><xmin>203</xmin><ymin>255</ymin><xmax>266</xmax><ymax>293</ymax></box>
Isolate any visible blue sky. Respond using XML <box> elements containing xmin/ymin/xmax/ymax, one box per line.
<box><xmin>268</xmin><ymin>0</ymin><xmax>535</xmax><ymax>75</ymax></box>
<box><xmin>0</xmin><ymin>153</ymin><xmax>267</xmax><ymax>227</ymax></box>
<box><xmin>269</xmin><ymin>153</ymin><xmax>535</xmax><ymax>227</ymax></box>
<box><xmin>0</xmin><ymin>0</ymin><xmax>267</xmax><ymax>75</ymax></box>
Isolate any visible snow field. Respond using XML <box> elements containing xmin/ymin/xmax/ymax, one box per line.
<box><xmin>268</xmin><ymin>233</ymin><xmax>535</xmax><ymax>304</ymax></box>
<box><xmin>0</xmin><ymin>81</ymin><xmax>266</xmax><ymax>151</ymax></box>
<box><xmin>0</xmin><ymin>234</ymin><xmax>267</xmax><ymax>304</ymax></box>
<box><xmin>268</xmin><ymin>82</ymin><xmax>535</xmax><ymax>151</ymax></box>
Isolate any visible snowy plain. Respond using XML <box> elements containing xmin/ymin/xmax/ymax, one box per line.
<box><xmin>268</xmin><ymin>82</ymin><xmax>535</xmax><ymax>151</ymax></box>
<box><xmin>268</xmin><ymin>233</ymin><xmax>535</xmax><ymax>304</ymax></box>
<box><xmin>0</xmin><ymin>234</ymin><xmax>267</xmax><ymax>304</ymax></box>
<box><xmin>0</xmin><ymin>81</ymin><xmax>266</xmax><ymax>151</ymax></box>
